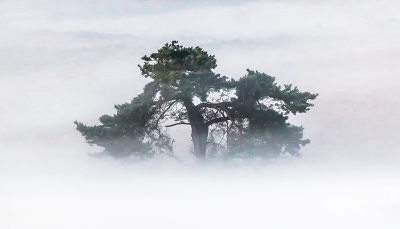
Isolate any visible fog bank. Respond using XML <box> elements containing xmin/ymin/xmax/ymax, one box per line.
<box><xmin>1</xmin><ymin>0</ymin><xmax>400</xmax><ymax>228</ymax></box>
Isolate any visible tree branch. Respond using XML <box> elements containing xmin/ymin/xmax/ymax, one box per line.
<box><xmin>196</xmin><ymin>102</ymin><xmax>233</xmax><ymax>109</ymax></box>
<box><xmin>155</xmin><ymin>100</ymin><xmax>178</xmax><ymax>127</ymax></box>
<box><xmin>151</xmin><ymin>95</ymin><xmax>181</xmax><ymax>106</ymax></box>
<box><xmin>196</xmin><ymin>102</ymin><xmax>235</xmax><ymax>124</ymax></box>
<box><xmin>165</xmin><ymin>122</ymin><xmax>191</xmax><ymax>128</ymax></box>
<box><xmin>257</xmin><ymin>100</ymin><xmax>263</xmax><ymax>111</ymax></box>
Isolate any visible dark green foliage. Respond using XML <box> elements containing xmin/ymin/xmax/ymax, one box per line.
<box><xmin>234</xmin><ymin>70</ymin><xmax>317</xmax><ymax>115</ymax></box>
<box><xmin>226</xmin><ymin>109</ymin><xmax>310</xmax><ymax>158</ymax></box>
<box><xmin>75</xmin><ymin>41</ymin><xmax>318</xmax><ymax>160</ymax></box>
<box><xmin>138</xmin><ymin>40</ymin><xmax>231</xmax><ymax>101</ymax></box>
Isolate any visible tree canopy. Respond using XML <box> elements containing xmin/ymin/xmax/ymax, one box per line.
<box><xmin>75</xmin><ymin>41</ymin><xmax>318</xmax><ymax>161</ymax></box>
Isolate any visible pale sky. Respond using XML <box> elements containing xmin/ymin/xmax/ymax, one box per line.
<box><xmin>1</xmin><ymin>1</ymin><xmax>400</xmax><ymax>228</ymax></box>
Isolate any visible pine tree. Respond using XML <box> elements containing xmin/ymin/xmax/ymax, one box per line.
<box><xmin>75</xmin><ymin>41</ymin><xmax>318</xmax><ymax>160</ymax></box>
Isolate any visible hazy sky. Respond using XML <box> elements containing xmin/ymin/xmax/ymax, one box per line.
<box><xmin>1</xmin><ymin>0</ymin><xmax>400</xmax><ymax>228</ymax></box>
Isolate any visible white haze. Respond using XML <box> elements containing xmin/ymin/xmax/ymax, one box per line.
<box><xmin>1</xmin><ymin>0</ymin><xmax>400</xmax><ymax>228</ymax></box>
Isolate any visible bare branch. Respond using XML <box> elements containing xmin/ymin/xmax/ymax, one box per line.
<box><xmin>151</xmin><ymin>94</ymin><xmax>181</xmax><ymax>106</ymax></box>
<box><xmin>155</xmin><ymin>100</ymin><xmax>178</xmax><ymax>126</ymax></box>
<box><xmin>196</xmin><ymin>102</ymin><xmax>235</xmax><ymax>125</ymax></box>
<box><xmin>165</xmin><ymin>122</ymin><xmax>191</xmax><ymax>128</ymax></box>
<box><xmin>196</xmin><ymin>102</ymin><xmax>233</xmax><ymax>109</ymax></box>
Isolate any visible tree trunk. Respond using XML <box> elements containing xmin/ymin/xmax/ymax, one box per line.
<box><xmin>191</xmin><ymin>124</ymin><xmax>208</xmax><ymax>160</ymax></box>
<box><xmin>182</xmin><ymin>98</ymin><xmax>209</xmax><ymax>161</ymax></box>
